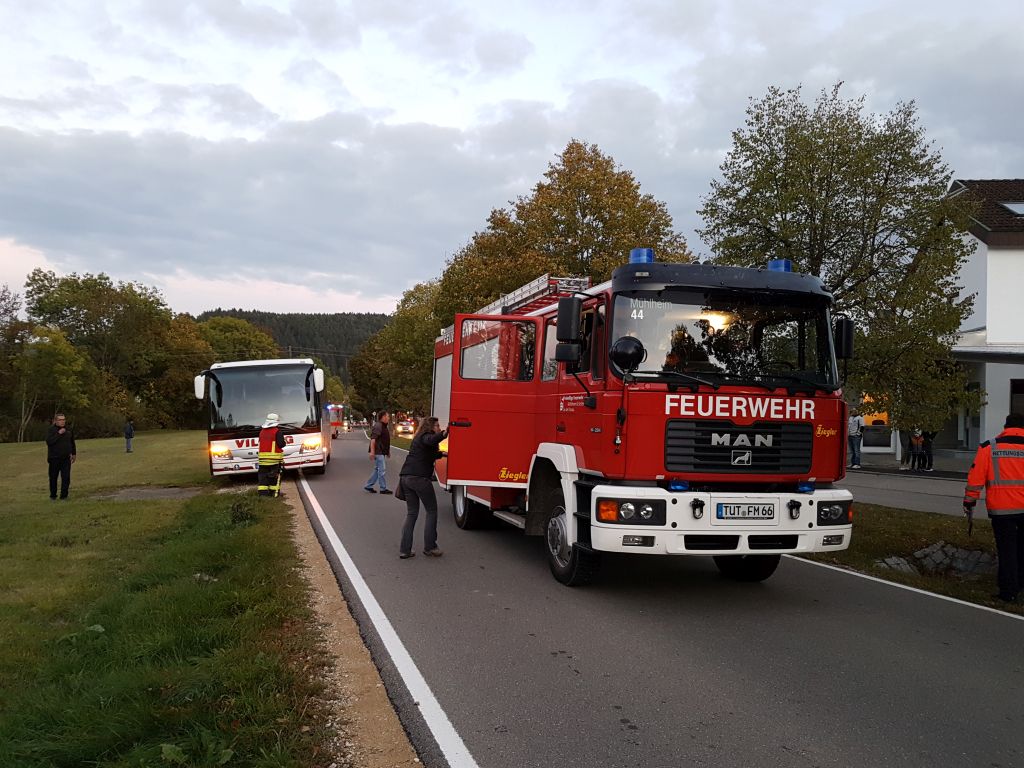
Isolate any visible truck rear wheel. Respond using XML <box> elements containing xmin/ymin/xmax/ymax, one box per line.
<box><xmin>452</xmin><ymin>486</ymin><xmax>489</xmax><ymax>530</ymax></box>
<box><xmin>545</xmin><ymin>486</ymin><xmax>599</xmax><ymax>586</ymax></box>
<box><xmin>713</xmin><ymin>554</ymin><xmax>781</xmax><ymax>582</ymax></box>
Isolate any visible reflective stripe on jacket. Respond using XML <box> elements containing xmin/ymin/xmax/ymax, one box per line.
<box><xmin>258</xmin><ymin>427</ymin><xmax>286</xmax><ymax>466</ymax></box>
<box><xmin>964</xmin><ymin>428</ymin><xmax>1024</xmax><ymax>516</ymax></box>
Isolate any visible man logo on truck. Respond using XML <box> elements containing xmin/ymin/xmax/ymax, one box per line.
<box><xmin>711</xmin><ymin>433</ymin><xmax>774</xmax><ymax>448</ymax></box>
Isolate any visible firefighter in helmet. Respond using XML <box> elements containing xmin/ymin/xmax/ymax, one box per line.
<box><xmin>257</xmin><ymin>412</ymin><xmax>287</xmax><ymax>497</ymax></box>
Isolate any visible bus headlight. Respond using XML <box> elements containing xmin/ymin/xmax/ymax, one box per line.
<box><xmin>210</xmin><ymin>445</ymin><xmax>231</xmax><ymax>458</ymax></box>
<box><xmin>301</xmin><ymin>436</ymin><xmax>322</xmax><ymax>452</ymax></box>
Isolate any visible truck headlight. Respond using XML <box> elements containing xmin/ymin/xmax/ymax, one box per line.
<box><xmin>595</xmin><ymin>498</ymin><xmax>666</xmax><ymax>525</ymax></box>
<box><xmin>817</xmin><ymin>501</ymin><xmax>852</xmax><ymax>526</ymax></box>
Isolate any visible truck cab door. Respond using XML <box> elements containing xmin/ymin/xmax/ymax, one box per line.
<box><xmin>446</xmin><ymin>314</ymin><xmax>542</xmax><ymax>487</ymax></box>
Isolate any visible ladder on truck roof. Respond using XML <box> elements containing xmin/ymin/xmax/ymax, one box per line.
<box><xmin>439</xmin><ymin>274</ymin><xmax>591</xmax><ymax>341</ymax></box>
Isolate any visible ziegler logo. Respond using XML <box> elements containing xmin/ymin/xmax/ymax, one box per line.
<box><xmin>711</xmin><ymin>433</ymin><xmax>773</xmax><ymax>447</ymax></box>
<box><xmin>498</xmin><ymin>467</ymin><xmax>528</xmax><ymax>482</ymax></box>
<box><xmin>816</xmin><ymin>425</ymin><xmax>838</xmax><ymax>438</ymax></box>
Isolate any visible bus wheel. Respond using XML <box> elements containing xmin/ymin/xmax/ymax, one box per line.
<box><xmin>545</xmin><ymin>487</ymin><xmax>599</xmax><ymax>586</ymax></box>
<box><xmin>452</xmin><ymin>486</ymin><xmax>489</xmax><ymax>530</ymax></box>
<box><xmin>713</xmin><ymin>554</ymin><xmax>781</xmax><ymax>582</ymax></box>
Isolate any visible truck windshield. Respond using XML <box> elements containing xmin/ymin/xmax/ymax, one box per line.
<box><xmin>611</xmin><ymin>290</ymin><xmax>838</xmax><ymax>389</ymax></box>
<box><xmin>209</xmin><ymin>365</ymin><xmax>318</xmax><ymax>431</ymax></box>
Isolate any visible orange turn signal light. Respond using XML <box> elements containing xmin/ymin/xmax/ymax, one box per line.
<box><xmin>597</xmin><ymin>499</ymin><xmax>618</xmax><ymax>522</ymax></box>
<box><xmin>847</xmin><ymin>504</ymin><xmax>854</xmax><ymax>523</ymax></box>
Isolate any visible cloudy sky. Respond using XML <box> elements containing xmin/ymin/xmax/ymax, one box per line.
<box><xmin>1</xmin><ymin>0</ymin><xmax>1021</xmax><ymax>315</ymax></box>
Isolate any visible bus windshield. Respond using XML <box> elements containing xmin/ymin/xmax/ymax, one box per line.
<box><xmin>611</xmin><ymin>290</ymin><xmax>838</xmax><ymax>389</ymax></box>
<box><xmin>208</xmin><ymin>365</ymin><xmax>319</xmax><ymax>431</ymax></box>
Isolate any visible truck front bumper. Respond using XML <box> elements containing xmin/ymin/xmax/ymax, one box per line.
<box><xmin>587</xmin><ymin>485</ymin><xmax>852</xmax><ymax>556</ymax></box>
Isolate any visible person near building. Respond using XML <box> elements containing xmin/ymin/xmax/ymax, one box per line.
<box><xmin>963</xmin><ymin>413</ymin><xmax>1024</xmax><ymax>603</ymax></box>
<box><xmin>921</xmin><ymin>429</ymin><xmax>937</xmax><ymax>472</ymax></box>
<box><xmin>909</xmin><ymin>429</ymin><xmax>925</xmax><ymax>471</ymax></box>
<box><xmin>397</xmin><ymin>417</ymin><xmax>449</xmax><ymax>559</ymax></box>
<box><xmin>45</xmin><ymin>412</ymin><xmax>77</xmax><ymax>500</ymax></box>
<box><xmin>364</xmin><ymin>411</ymin><xmax>392</xmax><ymax>494</ymax></box>
<box><xmin>847</xmin><ymin>406</ymin><xmax>865</xmax><ymax>469</ymax></box>
<box><xmin>124</xmin><ymin>418</ymin><xmax>135</xmax><ymax>453</ymax></box>
<box><xmin>257</xmin><ymin>412</ymin><xmax>287</xmax><ymax>497</ymax></box>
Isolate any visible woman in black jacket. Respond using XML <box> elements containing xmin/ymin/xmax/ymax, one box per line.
<box><xmin>398</xmin><ymin>417</ymin><xmax>448</xmax><ymax>559</ymax></box>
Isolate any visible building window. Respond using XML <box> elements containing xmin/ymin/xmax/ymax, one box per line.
<box><xmin>1012</xmin><ymin>380</ymin><xmax>1024</xmax><ymax>415</ymax></box>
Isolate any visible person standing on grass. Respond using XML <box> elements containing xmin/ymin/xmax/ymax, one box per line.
<box><xmin>124</xmin><ymin>417</ymin><xmax>135</xmax><ymax>453</ymax></box>
<box><xmin>963</xmin><ymin>413</ymin><xmax>1024</xmax><ymax>604</ymax></box>
<box><xmin>364</xmin><ymin>411</ymin><xmax>392</xmax><ymax>494</ymax></box>
<box><xmin>45</xmin><ymin>413</ymin><xmax>76</xmax><ymax>500</ymax></box>
<box><xmin>922</xmin><ymin>429</ymin><xmax>937</xmax><ymax>472</ymax></box>
<box><xmin>847</xmin><ymin>406</ymin><xmax>865</xmax><ymax>469</ymax></box>
<box><xmin>397</xmin><ymin>417</ymin><xmax>448</xmax><ymax>559</ymax></box>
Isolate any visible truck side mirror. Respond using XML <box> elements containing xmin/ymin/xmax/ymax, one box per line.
<box><xmin>555</xmin><ymin>343</ymin><xmax>582</xmax><ymax>363</ymax></box>
<box><xmin>194</xmin><ymin>374</ymin><xmax>205</xmax><ymax>400</ymax></box>
<box><xmin>834</xmin><ymin>317</ymin><xmax>855</xmax><ymax>360</ymax></box>
<box><xmin>313</xmin><ymin>368</ymin><xmax>325</xmax><ymax>393</ymax></box>
<box><xmin>556</xmin><ymin>297</ymin><xmax>583</xmax><ymax>343</ymax></box>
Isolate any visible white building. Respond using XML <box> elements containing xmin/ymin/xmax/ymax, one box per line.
<box><xmin>947</xmin><ymin>179</ymin><xmax>1024</xmax><ymax>448</ymax></box>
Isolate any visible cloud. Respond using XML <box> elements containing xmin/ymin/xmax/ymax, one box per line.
<box><xmin>474</xmin><ymin>31</ymin><xmax>534</xmax><ymax>76</ymax></box>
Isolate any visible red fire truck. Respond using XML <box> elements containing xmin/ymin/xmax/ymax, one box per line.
<box><xmin>432</xmin><ymin>250</ymin><xmax>855</xmax><ymax>585</ymax></box>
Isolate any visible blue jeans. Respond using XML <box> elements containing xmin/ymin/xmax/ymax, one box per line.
<box><xmin>848</xmin><ymin>435</ymin><xmax>862</xmax><ymax>466</ymax></box>
<box><xmin>125</xmin><ymin>438</ymin><xmax>133</xmax><ymax>453</ymax></box>
<box><xmin>365</xmin><ymin>454</ymin><xmax>388</xmax><ymax>491</ymax></box>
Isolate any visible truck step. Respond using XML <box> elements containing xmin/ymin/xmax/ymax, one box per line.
<box><xmin>492</xmin><ymin>510</ymin><xmax>526</xmax><ymax>529</ymax></box>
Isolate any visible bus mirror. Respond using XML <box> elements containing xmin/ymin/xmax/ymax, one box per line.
<box><xmin>834</xmin><ymin>317</ymin><xmax>855</xmax><ymax>360</ymax></box>
<box><xmin>610</xmin><ymin>336</ymin><xmax>646</xmax><ymax>372</ymax></box>
<box><xmin>313</xmin><ymin>368</ymin><xmax>325</xmax><ymax>393</ymax></box>
<box><xmin>555</xmin><ymin>342</ymin><xmax>582</xmax><ymax>363</ymax></box>
<box><xmin>556</xmin><ymin>297</ymin><xmax>583</xmax><ymax>343</ymax></box>
<box><xmin>194</xmin><ymin>375</ymin><xmax>205</xmax><ymax>400</ymax></box>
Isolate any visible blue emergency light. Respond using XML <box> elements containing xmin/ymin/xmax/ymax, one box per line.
<box><xmin>767</xmin><ymin>259</ymin><xmax>793</xmax><ymax>272</ymax></box>
<box><xmin>669</xmin><ymin>479</ymin><xmax>690</xmax><ymax>492</ymax></box>
<box><xmin>797</xmin><ymin>481</ymin><xmax>815</xmax><ymax>493</ymax></box>
<box><xmin>630</xmin><ymin>248</ymin><xmax>655</xmax><ymax>264</ymax></box>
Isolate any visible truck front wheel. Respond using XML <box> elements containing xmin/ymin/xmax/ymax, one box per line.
<box><xmin>545</xmin><ymin>487</ymin><xmax>599</xmax><ymax>586</ymax></box>
<box><xmin>713</xmin><ymin>554</ymin><xmax>781</xmax><ymax>582</ymax></box>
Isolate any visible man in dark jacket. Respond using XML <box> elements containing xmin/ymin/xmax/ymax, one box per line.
<box><xmin>45</xmin><ymin>413</ymin><xmax>77</xmax><ymax>500</ymax></box>
<box><xmin>124</xmin><ymin>418</ymin><xmax>135</xmax><ymax>453</ymax></box>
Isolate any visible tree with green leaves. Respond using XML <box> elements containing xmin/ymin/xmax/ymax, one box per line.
<box><xmin>434</xmin><ymin>140</ymin><xmax>691</xmax><ymax>326</ymax></box>
<box><xmin>698</xmin><ymin>83</ymin><xmax>978</xmax><ymax>429</ymax></box>
<box><xmin>198</xmin><ymin>316</ymin><xmax>279</xmax><ymax>362</ymax></box>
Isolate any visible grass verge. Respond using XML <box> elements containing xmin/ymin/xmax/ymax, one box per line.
<box><xmin>0</xmin><ymin>432</ymin><xmax>337</xmax><ymax>766</ymax></box>
<box><xmin>805</xmin><ymin>502</ymin><xmax>1022</xmax><ymax>616</ymax></box>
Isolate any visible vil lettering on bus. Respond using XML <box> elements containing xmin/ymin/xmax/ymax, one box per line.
<box><xmin>498</xmin><ymin>467</ymin><xmax>528</xmax><ymax>482</ymax></box>
<box><xmin>235</xmin><ymin>438</ymin><xmax>258</xmax><ymax>448</ymax></box>
<box><xmin>665</xmin><ymin>394</ymin><xmax>815</xmax><ymax>420</ymax></box>
<box><xmin>816</xmin><ymin>425</ymin><xmax>838</xmax><ymax>438</ymax></box>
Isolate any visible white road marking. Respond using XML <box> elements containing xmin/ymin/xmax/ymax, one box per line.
<box><xmin>299</xmin><ymin>476</ymin><xmax>479</xmax><ymax>767</ymax></box>
<box><xmin>787</xmin><ymin>556</ymin><xmax>1024</xmax><ymax>622</ymax></box>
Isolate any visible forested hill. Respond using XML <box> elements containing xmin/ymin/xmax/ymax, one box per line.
<box><xmin>197</xmin><ymin>309</ymin><xmax>389</xmax><ymax>382</ymax></box>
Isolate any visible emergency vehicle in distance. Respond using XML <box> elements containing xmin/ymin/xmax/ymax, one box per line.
<box><xmin>432</xmin><ymin>249</ymin><xmax>855</xmax><ymax>585</ymax></box>
<box><xmin>194</xmin><ymin>359</ymin><xmax>331</xmax><ymax>477</ymax></box>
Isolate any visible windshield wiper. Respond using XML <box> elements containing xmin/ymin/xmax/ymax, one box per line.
<box><xmin>711</xmin><ymin>372</ymin><xmax>779</xmax><ymax>392</ymax></box>
<box><xmin>628</xmin><ymin>370</ymin><xmax>719</xmax><ymax>390</ymax></box>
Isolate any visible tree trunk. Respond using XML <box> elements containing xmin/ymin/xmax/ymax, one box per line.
<box><xmin>17</xmin><ymin>380</ymin><xmax>37</xmax><ymax>443</ymax></box>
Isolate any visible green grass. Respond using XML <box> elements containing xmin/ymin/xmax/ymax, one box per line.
<box><xmin>806</xmin><ymin>502</ymin><xmax>1022</xmax><ymax>615</ymax></box>
<box><xmin>0</xmin><ymin>432</ymin><xmax>335</xmax><ymax>766</ymax></box>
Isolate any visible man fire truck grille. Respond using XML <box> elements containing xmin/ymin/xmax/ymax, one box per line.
<box><xmin>664</xmin><ymin>420</ymin><xmax>813</xmax><ymax>474</ymax></box>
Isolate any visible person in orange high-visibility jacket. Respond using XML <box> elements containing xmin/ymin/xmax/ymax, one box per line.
<box><xmin>257</xmin><ymin>412</ymin><xmax>287</xmax><ymax>497</ymax></box>
<box><xmin>964</xmin><ymin>412</ymin><xmax>1024</xmax><ymax>603</ymax></box>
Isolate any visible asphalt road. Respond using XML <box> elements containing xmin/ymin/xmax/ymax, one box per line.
<box><xmin>302</xmin><ymin>433</ymin><xmax>1023</xmax><ymax>768</ymax></box>
<box><xmin>837</xmin><ymin>470</ymin><xmax>969</xmax><ymax>517</ymax></box>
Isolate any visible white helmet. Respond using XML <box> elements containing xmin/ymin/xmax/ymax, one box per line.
<box><xmin>262</xmin><ymin>413</ymin><xmax>280</xmax><ymax>428</ymax></box>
